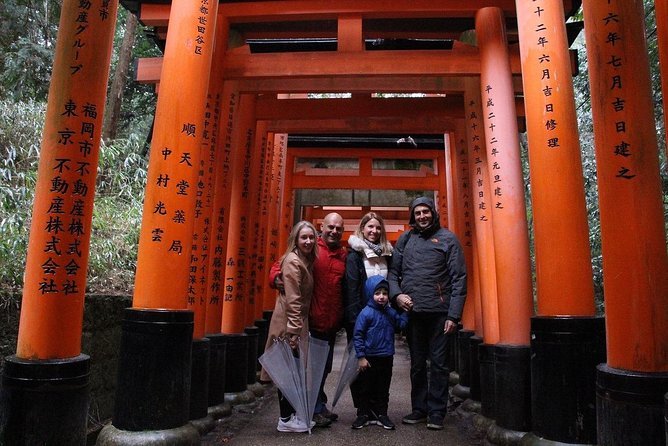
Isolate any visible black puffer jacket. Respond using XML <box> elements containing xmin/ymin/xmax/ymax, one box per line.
<box><xmin>387</xmin><ymin>197</ymin><xmax>467</xmax><ymax>321</ymax></box>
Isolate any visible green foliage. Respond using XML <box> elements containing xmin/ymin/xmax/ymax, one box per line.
<box><xmin>0</xmin><ymin>99</ymin><xmax>44</xmax><ymax>291</ymax></box>
<box><xmin>0</xmin><ymin>0</ymin><xmax>60</xmax><ymax>101</ymax></box>
<box><xmin>86</xmin><ymin>136</ymin><xmax>147</xmax><ymax>293</ymax></box>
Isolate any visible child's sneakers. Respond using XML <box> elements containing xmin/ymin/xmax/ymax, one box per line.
<box><xmin>376</xmin><ymin>414</ymin><xmax>396</xmax><ymax>430</ymax></box>
<box><xmin>351</xmin><ymin>414</ymin><xmax>370</xmax><ymax>429</ymax></box>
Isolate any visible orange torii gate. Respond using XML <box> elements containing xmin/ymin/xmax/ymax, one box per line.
<box><xmin>2</xmin><ymin>1</ymin><xmax>666</xmax><ymax>446</ymax></box>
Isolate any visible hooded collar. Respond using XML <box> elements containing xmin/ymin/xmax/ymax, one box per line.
<box><xmin>408</xmin><ymin>196</ymin><xmax>441</xmax><ymax>236</ymax></box>
<box><xmin>364</xmin><ymin>275</ymin><xmax>390</xmax><ymax>309</ymax></box>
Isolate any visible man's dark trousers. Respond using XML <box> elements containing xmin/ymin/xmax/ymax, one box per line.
<box><xmin>407</xmin><ymin>312</ymin><xmax>450</xmax><ymax>418</ymax></box>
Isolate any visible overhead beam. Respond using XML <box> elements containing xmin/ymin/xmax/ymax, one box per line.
<box><xmin>255</xmin><ymin>95</ymin><xmax>465</xmax><ymax>120</ymax></box>
<box><xmin>222</xmin><ymin>46</ymin><xmax>514</xmax><ymax>79</ymax></box>
<box><xmin>261</xmin><ymin>116</ymin><xmax>459</xmax><ymax>133</ymax></box>
<box><xmin>139</xmin><ymin>1</ymin><xmax>524</xmax><ymax>27</ymax></box>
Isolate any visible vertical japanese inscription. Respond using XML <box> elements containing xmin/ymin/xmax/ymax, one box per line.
<box><xmin>482</xmin><ymin>85</ymin><xmax>505</xmax><ymax>211</ymax></box>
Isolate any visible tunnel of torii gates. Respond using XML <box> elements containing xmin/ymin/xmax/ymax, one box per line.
<box><xmin>1</xmin><ymin>0</ymin><xmax>667</xmax><ymax>445</ymax></box>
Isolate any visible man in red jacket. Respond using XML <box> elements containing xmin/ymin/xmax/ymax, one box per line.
<box><xmin>269</xmin><ymin>212</ymin><xmax>347</xmax><ymax>427</ymax></box>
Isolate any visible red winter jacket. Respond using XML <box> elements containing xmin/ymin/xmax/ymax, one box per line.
<box><xmin>269</xmin><ymin>237</ymin><xmax>347</xmax><ymax>334</ymax></box>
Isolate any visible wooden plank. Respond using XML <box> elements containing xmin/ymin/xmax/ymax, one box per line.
<box><xmin>291</xmin><ymin>174</ymin><xmax>441</xmax><ymax>190</ymax></box>
<box><xmin>262</xmin><ymin>117</ymin><xmax>458</xmax><ymax>133</ymax></box>
<box><xmin>140</xmin><ymin>1</ymin><xmax>520</xmax><ymax>27</ymax></box>
<box><xmin>255</xmin><ymin>95</ymin><xmax>465</xmax><ymax>119</ymax></box>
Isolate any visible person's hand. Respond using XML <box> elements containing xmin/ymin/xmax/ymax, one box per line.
<box><xmin>396</xmin><ymin>293</ymin><xmax>413</xmax><ymax>311</ymax></box>
<box><xmin>443</xmin><ymin>319</ymin><xmax>458</xmax><ymax>335</ymax></box>
<box><xmin>274</xmin><ymin>275</ymin><xmax>285</xmax><ymax>294</ymax></box>
<box><xmin>358</xmin><ymin>357</ymin><xmax>370</xmax><ymax>372</ymax></box>
<box><xmin>287</xmin><ymin>333</ymin><xmax>299</xmax><ymax>350</ymax></box>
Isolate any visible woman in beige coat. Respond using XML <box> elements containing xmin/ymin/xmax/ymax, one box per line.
<box><xmin>262</xmin><ymin>220</ymin><xmax>318</xmax><ymax>433</ymax></box>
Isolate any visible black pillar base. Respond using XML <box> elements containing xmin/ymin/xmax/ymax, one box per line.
<box><xmin>222</xmin><ymin>333</ymin><xmax>248</xmax><ymax>393</ymax></box>
<box><xmin>530</xmin><ymin>316</ymin><xmax>605</xmax><ymax>444</ymax></box>
<box><xmin>596</xmin><ymin>364</ymin><xmax>668</xmax><ymax>446</ymax></box>
<box><xmin>262</xmin><ymin>310</ymin><xmax>273</xmax><ymax>325</ymax></box>
<box><xmin>254</xmin><ymin>318</ymin><xmax>269</xmax><ymax>369</ymax></box>
<box><xmin>486</xmin><ymin>421</ymin><xmax>529</xmax><ymax>446</ymax></box>
<box><xmin>457</xmin><ymin>329</ymin><xmax>475</xmax><ymax>387</ymax></box>
<box><xmin>206</xmin><ymin>333</ymin><xmax>227</xmax><ymax>408</ymax></box>
<box><xmin>189</xmin><ymin>337</ymin><xmax>210</xmax><ymax>421</ymax></box>
<box><xmin>495</xmin><ymin>344</ymin><xmax>531</xmax><ymax>433</ymax></box>
<box><xmin>470</xmin><ymin>335</ymin><xmax>483</xmax><ymax>401</ymax></box>
<box><xmin>0</xmin><ymin>354</ymin><xmax>90</xmax><ymax>445</ymax></box>
<box><xmin>479</xmin><ymin>343</ymin><xmax>497</xmax><ymax>420</ymax></box>
<box><xmin>244</xmin><ymin>326</ymin><xmax>259</xmax><ymax>384</ymax></box>
<box><xmin>520</xmin><ymin>432</ymin><xmax>593</xmax><ymax>446</ymax></box>
<box><xmin>111</xmin><ymin>309</ymin><xmax>194</xmax><ymax>432</ymax></box>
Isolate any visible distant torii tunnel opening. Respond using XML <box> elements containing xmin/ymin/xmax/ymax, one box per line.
<box><xmin>1</xmin><ymin>1</ymin><xmax>666</xmax><ymax>445</ymax></box>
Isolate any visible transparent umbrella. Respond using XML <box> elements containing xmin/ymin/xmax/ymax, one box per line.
<box><xmin>331</xmin><ymin>340</ymin><xmax>360</xmax><ymax>408</ymax></box>
<box><xmin>259</xmin><ymin>334</ymin><xmax>330</xmax><ymax>433</ymax></box>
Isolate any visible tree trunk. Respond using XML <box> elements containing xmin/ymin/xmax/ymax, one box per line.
<box><xmin>103</xmin><ymin>12</ymin><xmax>138</xmax><ymax>141</ymax></box>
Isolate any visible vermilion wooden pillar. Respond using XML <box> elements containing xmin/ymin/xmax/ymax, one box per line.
<box><xmin>656</xmin><ymin>0</ymin><xmax>668</xmax><ymax>159</ymax></box>
<box><xmin>476</xmin><ymin>7</ymin><xmax>534</xmax><ymax>437</ymax></box>
<box><xmin>464</xmin><ymin>77</ymin><xmax>500</xmax><ymax>346</ymax></box>
<box><xmin>464</xmin><ymin>75</ymin><xmax>500</xmax><ymax>419</ymax></box>
<box><xmin>516</xmin><ymin>1</ymin><xmax>604</xmax><ymax>443</ymax></box>
<box><xmin>251</xmin><ymin>130</ymin><xmax>276</xmax><ymax>370</ymax></box>
<box><xmin>2</xmin><ymin>1</ymin><xmax>117</xmax><ymax>443</ymax></box>
<box><xmin>279</xmin><ymin>150</ymin><xmax>296</xmax><ymax>255</ymax></box>
<box><xmin>205</xmin><ymin>82</ymin><xmax>239</xmax><ymax>413</ymax></box>
<box><xmin>256</xmin><ymin>130</ymin><xmax>274</xmax><ymax>315</ymax></box>
<box><xmin>452</xmin><ymin>124</ymin><xmax>476</xmax><ymax>330</ymax></box>
<box><xmin>205</xmin><ymin>82</ymin><xmax>237</xmax><ymax>336</ymax></box>
<box><xmin>220</xmin><ymin>93</ymin><xmax>257</xmax><ymax>395</ymax></box>
<box><xmin>99</xmin><ymin>0</ymin><xmax>219</xmax><ymax>441</ymax></box>
<box><xmin>187</xmin><ymin>18</ymin><xmax>228</xmax><ymax>425</ymax></box>
<box><xmin>582</xmin><ymin>1</ymin><xmax>668</xmax><ymax>444</ymax></box>
<box><xmin>261</xmin><ymin>133</ymin><xmax>288</xmax><ymax>313</ymax></box>
<box><xmin>517</xmin><ymin>0</ymin><xmax>595</xmax><ymax>317</ymax></box>
<box><xmin>449</xmin><ymin>125</ymin><xmax>477</xmax><ymax>402</ymax></box>
<box><xmin>244</xmin><ymin>121</ymin><xmax>268</xmax><ymax>327</ymax></box>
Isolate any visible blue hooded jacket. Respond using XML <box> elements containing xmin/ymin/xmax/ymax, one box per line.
<box><xmin>353</xmin><ymin>275</ymin><xmax>409</xmax><ymax>358</ymax></box>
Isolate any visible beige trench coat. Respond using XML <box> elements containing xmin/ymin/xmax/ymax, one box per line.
<box><xmin>260</xmin><ymin>250</ymin><xmax>314</xmax><ymax>382</ymax></box>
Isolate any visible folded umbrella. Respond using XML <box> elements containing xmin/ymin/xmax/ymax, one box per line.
<box><xmin>259</xmin><ymin>334</ymin><xmax>330</xmax><ymax>434</ymax></box>
<box><xmin>331</xmin><ymin>340</ymin><xmax>360</xmax><ymax>408</ymax></box>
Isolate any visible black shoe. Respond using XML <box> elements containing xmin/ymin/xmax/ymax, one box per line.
<box><xmin>426</xmin><ymin>415</ymin><xmax>444</xmax><ymax>430</ymax></box>
<box><xmin>402</xmin><ymin>411</ymin><xmax>427</xmax><ymax>424</ymax></box>
<box><xmin>312</xmin><ymin>412</ymin><xmax>332</xmax><ymax>428</ymax></box>
<box><xmin>351</xmin><ymin>414</ymin><xmax>370</xmax><ymax>429</ymax></box>
<box><xmin>376</xmin><ymin>414</ymin><xmax>396</xmax><ymax>430</ymax></box>
<box><xmin>320</xmin><ymin>406</ymin><xmax>339</xmax><ymax>422</ymax></box>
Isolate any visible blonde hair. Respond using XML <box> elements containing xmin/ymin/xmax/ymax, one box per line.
<box><xmin>354</xmin><ymin>212</ymin><xmax>392</xmax><ymax>256</ymax></box>
<box><xmin>282</xmin><ymin>220</ymin><xmax>318</xmax><ymax>263</ymax></box>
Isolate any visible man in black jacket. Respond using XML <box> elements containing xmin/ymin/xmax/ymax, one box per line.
<box><xmin>388</xmin><ymin>196</ymin><xmax>467</xmax><ymax>430</ymax></box>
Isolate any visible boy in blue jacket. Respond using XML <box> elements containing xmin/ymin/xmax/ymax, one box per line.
<box><xmin>352</xmin><ymin>275</ymin><xmax>409</xmax><ymax>430</ymax></box>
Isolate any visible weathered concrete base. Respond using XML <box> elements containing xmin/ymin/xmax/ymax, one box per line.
<box><xmin>207</xmin><ymin>403</ymin><xmax>232</xmax><ymax>420</ymax></box>
<box><xmin>473</xmin><ymin>413</ymin><xmax>495</xmax><ymax>434</ymax></box>
<box><xmin>485</xmin><ymin>421</ymin><xmax>528</xmax><ymax>446</ymax></box>
<box><xmin>247</xmin><ymin>382</ymin><xmax>266</xmax><ymax>398</ymax></box>
<box><xmin>453</xmin><ymin>383</ymin><xmax>471</xmax><ymax>400</ymax></box>
<box><xmin>450</xmin><ymin>371</ymin><xmax>460</xmax><ymax>386</ymax></box>
<box><xmin>95</xmin><ymin>423</ymin><xmax>200</xmax><ymax>446</ymax></box>
<box><xmin>458</xmin><ymin>398</ymin><xmax>482</xmax><ymax>414</ymax></box>
<box><xmin>188</xmin><ymin>415</ymin><xmax>216</xmax><ymax>436</ymax></box>
<box><xmin>224</xmin><ymin>389</ymin><xmax>256</xmax><ymax>406</ymax></box>
<box><xmin>520</xmin><ymin>432</ymin><xmax>594</xmax><ymax>446</ymax></box>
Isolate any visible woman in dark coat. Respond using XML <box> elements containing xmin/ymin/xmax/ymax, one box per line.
<box><xmin>343</xmin><ymin>212</ymin><xmax>393</xmax><ymax>418</ymax></box>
